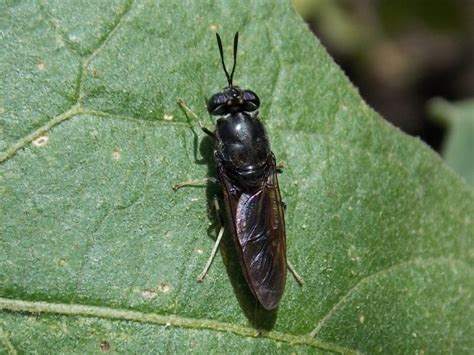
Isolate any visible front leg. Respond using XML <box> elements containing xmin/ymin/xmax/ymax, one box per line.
<box><xmin>173</xmin><ymin>177</ymin><xmax>218</xmax><ymax>191</ymax></box>
<box><xmin>177</xmin><ymin>98</ymin><xmax>215</xmax><ymax>138</ymax></box>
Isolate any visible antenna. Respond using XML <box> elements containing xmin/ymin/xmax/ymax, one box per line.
<box><xmin>216</xmin><ymin>32</ymin><xmax>239</xmax><ymax>86</ymax></box>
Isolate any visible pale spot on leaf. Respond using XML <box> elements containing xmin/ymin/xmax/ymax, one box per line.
<box><xmin>158</xmin><ymin>283</ymin><xmax>170</xmax><ymax>293</ymax></box>
<box><xmin>141</xmin><ymin>289</ymin><xmax>158</xmax><ymax>300</ymax></box>
<box><xmin>112</xmin><ymin>149</ymin><xmax>121</xmax><ymax>160</ymax></box>
<box><xmin>32</xmin><ymin>135</ymin><xmax>48</xmax><ymax>147</ymax></box>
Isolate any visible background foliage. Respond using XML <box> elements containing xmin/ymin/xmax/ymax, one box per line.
<box><xmin>293</xmin><ymin>0</ymin><xmax>474</xmax><ymax>155</ymax></box>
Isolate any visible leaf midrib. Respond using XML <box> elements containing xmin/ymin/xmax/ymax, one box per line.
<box><xmin>0</xmin><ymin>297</ymin><xmax>356</xmax><ymax>354</ymax></box>
<box><xmin>1</xmin><ymin>256</ymin><xmax>470</xmax><ymax>354</ymax></box>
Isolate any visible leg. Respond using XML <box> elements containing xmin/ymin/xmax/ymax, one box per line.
<box><xmin>177</xmin><ymin>98</ymin><xmax>215</xmax><ymax>138</ymax></box>
<box><xmin>197</xmin><ymin>226</ymin><xmax>225</xmax><ymax>282</ymax></box>
<box><xmin>287</xmin><ymin>260</ymin><xmax>304</xmax><ymax>286</ymax></box>
<box><xmin>279</xmin><ymin>196</ymin><xmax>302</xmax><ymax>284</ymax></box>
<box><xmin>197</xmin><ymin>197</ymin><xmax>225</xmax><ymax>281</ymax></box>
<box><xmin>173</xmin><ymin>177</ymin><xmax>218</xmax><ymax>191</ymax></box>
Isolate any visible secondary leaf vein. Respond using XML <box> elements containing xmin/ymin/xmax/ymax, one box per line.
<box><xmin>0</xmin><ymin>326</ymin><xmax>17</xmax><ymax>355</ymax></box>
<box><xmin>0</xmin><ymin>103</ymin><xmax>83</xmax><ymax>164</ymax></box>
<box><xmin>309</xmin><ymin>256</ymin><xmax>471</xmax><ymax>337</ymax></box>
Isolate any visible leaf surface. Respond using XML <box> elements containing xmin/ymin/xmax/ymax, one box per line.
<box><xmin>1</xmin><ymin>1</ymin><xmax>473</xmax><ymax>353</ymax></box>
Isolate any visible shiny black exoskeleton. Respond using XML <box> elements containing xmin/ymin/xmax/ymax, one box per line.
<box><xmin>204</xmin><ymin>33</ymin><xmax>288</xmax><ymax>310</ymax></box>
<box><xmin>208</xmin><ymin>86</ymin><xmax>271</xmax><ymax>190</ymax></box>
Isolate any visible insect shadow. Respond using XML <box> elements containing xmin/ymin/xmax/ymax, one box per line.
<box><xmin>186</xmin><ymin>114</ymin><xmax>278</xmax><ymax>330</ymax></box>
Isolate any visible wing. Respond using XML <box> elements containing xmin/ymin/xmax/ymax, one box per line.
<box><xmin>220</xmin><ymin>158</ymin><xmax>287</xmax><ymax>310</ymax></box>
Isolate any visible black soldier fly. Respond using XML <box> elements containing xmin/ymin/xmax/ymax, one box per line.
<box><xmin>175</xmin><ymin>32</ymin><xmax>303</xmax><ymax>310</ymax></box>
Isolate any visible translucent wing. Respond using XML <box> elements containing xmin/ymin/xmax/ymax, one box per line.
<box><xmin>220</xmin><ymin>158</ymin><xmax>287</xmax><ymax>310</ymax></box>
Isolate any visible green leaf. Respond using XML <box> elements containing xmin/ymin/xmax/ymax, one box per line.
<box><xmin>1</xmin><ymin>1</ymin><xmax>473</xmax><ymax>353</ymax></box>
<box><xmin>429</xmin><ymin>98</ymin><xmax>474</xmax><ymax>186</ymax></box>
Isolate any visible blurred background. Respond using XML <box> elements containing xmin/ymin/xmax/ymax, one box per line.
<box><xmin>292</xmin><ymin>0</ymin><xmax>474</xmax><ymax>185</ymax></box>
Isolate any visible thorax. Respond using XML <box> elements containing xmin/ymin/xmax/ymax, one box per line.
<box><xmin>215</xmin><ymin>112</ymin><xmax>271</xmax><ymax>186</ymax></box>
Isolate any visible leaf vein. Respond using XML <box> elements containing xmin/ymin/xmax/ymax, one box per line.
<box><xmin>78</xmin><ymin>0</ymin><xmax>134</xmax><ymax>102</ymax></box>
<box><xmin>0</xmin><ymin>326</ymin><xmax>17</xmax><ymax>355</ymax></box>
<box><xmin>0</xmin><ymin>297</ymin><xmax>356</xmax><ymax>354</ymax></box>
<box><xmin>310</xmin><ymin>256</ymin><xmax>472</xmax><ymax>337</ymax></box>
<box><xmin>0</xmin><ymin>104</ymin><xmax>83</xmax><ymax>164</ymax></box>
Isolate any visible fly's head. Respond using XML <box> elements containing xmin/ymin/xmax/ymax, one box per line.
<box><xmin>207</xmin><ymin>86</ymin><xmax>260</xmax><ymax>115</ymax></box>
<box><xmin>208</xmin><ymin>32</ymin><xmax>260</xmax><ymax>116</ymax></box>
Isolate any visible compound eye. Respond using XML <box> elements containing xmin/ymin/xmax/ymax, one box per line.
<box><xmin>242</xmin><ymin>90</ymin><xmax>260</xmax><ymax>111</ymax></box>
<box><xmin>207</xmin><ymin>93</ymin><xmax>228</xmax><ymax>115</ymax></box>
